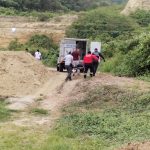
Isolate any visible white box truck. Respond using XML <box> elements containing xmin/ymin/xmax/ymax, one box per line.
<box><xmin>57</xmin><ymin>38</ymin><xmax>101</xmax><ymax>72</ymax></box>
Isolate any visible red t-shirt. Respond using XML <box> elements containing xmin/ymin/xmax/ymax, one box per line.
<box><xmin>72</xmin><ymin>51</ymin><xmax>79</xmax><ymax>60</ymax></box>
<box><xmin>83</xmin><ymin>54</ymin><xmax>98</xmax><ymax>64</ymax></box>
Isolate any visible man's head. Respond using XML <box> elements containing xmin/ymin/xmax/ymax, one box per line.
<box><xmin>88</xmin><ymin>51</ymin><xmax>91</xmax><ymax>54</ymax></box>
<box><xmin>68</xmin><ymin>51</ymin><xmax>71</xmax><ymax>54</ymax></box>
<box><xmin>94</xmin><ymin>48</ymin><xmax>98</xmax><ymax>52</ymax></box>
<box><xmin>76</xmin><ymin>48</ymin><xmax>80</xmax><ymax>52</ymax></box>
<box><xmin>37</xmin><ymin>49</ymin><xmax>39</xmax><ymax>52</ymax></box>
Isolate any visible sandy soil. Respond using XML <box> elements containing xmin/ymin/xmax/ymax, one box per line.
<box><xmin>0</xmin><ymin>51</ymin><xmax>52</xmax><ymax>97</ymax></box>
<box><xmin>118</xmin><ymin>141</ymin><xmax>150</xmax><ymax>150</ymax></box>
<box><xmin>0</xmin><ymin>14</ymin><xmax>78</xmax><ymax>48</ymax></box>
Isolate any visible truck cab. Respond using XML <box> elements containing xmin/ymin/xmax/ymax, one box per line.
<box><xmin>57</xmin><ymin>38</ymin><xmax>101</xmax><ymax>72</ymax></box>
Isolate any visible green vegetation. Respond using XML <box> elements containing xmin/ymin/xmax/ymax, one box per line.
<box><xmin>0</xmin><ymin>125</ymin><xmax>48</xmax><ymax>150</ymax></box>
<box><xmin>30</xmin><ymin>108</ymin><xmax>49</xmax><ymax>115</ymax></box>
<box><xmin>130</xmin><ymin>10</ymin><xmax>150</xmax><ymax>27</ymax></box>
<box><xmin>0</xmin><ymin>99</ymin><xmax>11</xmax><ymax>121</ymax></box>
<box><xmin>67</xmin><ymin>6</ymin><xmax>137</xmax><ymax>41</ymax></box>
<box><xmin>0</xmin><ymin>85</ymin><xmax>149</xmax><ymax>150</ymax></box>
<box><xmin>42</xmin><ymin>86</ymin><xmax>150</xmax><ymax>150</ymax></box>
<box><xmin>0</xmin><ymin>7</ymin><xmax>55</xmax><ymax>20</ymax></box>
<box><xmin>0</xmin><ymin>0</ymin><xmax>127</xmax><ymax>12</ymax></box>
<box><xmin>67</xmin><ymin>7</ymin><xmax>150</xmax><ymax>79</ymax></box>
<box><xmin>8</xmin><ymin>34</ymin><xmax>59</xmax><ymax>67</ymax></box>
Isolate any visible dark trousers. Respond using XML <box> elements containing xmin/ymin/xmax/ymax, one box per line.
<box><xmin>84</xmin><ymin>63</ymin><xmax>93</xmax><ymax>76</ymax></box>
<box><xmin>65</xmin><ymin>65</ymin><xmax>72</xmax><ymax>81</ymax></box>
<box><xmin>93</xmin><ymin>62</ymin><xmax>99</xmax><ymax>76</ymax></box>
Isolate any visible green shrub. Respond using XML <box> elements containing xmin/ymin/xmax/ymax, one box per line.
<box><xmin>115</xmin><ymin>33</ymin><xmax>150</xmax><ymax>76</ymax></box>
<box><xmin>8</xmin><ymin>39</ymin><xmax>24</xmax><ymax>51</ymax></box>
<box><xmin>7</xmin><ymin>34</ymin><xmax>59</xmax><ymax>67</ymax></box>
<box><xmin>66</xmin><ymin>6</ymin><xmax>137</xmax><ymax>42</ymax></box>
<box><xmin>27</xmin><ymin>34</ymin><xmax>53</xmax><ymax>49</ymax></box>
<box><xmin>130</xmin><ymin>10</ymin><xmax>150</xmax><ymax>27</ymax></box>
<box><xmin>37</xmin><ymin>13</ymin><xmax>49</xmax><ymax>21</ymax></box>
<box><xmin>0</xmin><ymin>99</ymin><xmax>11</xmax><ymax>121</ymax></box>
<box><xmin>46</xmin><ymin>86</ymin><xmax>150</xmax><ymax>150</ymax></box>
<box><xmin>137</xmin><ymin>73</ymin><xmax>150</xmax><ymax>82</ymax></box>
<box><xmin>100</xmin><ymin>53</ymin><xmax>123</xmax><ymax>73</ymax></box>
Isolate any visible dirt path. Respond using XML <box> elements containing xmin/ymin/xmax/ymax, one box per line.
<box><xmin>4</xmin><ymin>71</ymin><xmax>149</xmax><ymax>127</ymax></box>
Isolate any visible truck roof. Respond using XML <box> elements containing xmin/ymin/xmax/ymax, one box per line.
<box><xmin>63</xmin><ymin>38</ymin><xmax>88</xmax><ymax>41</ymax></box>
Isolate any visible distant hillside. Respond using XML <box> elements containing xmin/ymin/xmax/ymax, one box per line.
<box><xmin>0</xmin><ymin>14</ymin><xmax>78</xmax><ymax>48</ymax></box>
<box><xmin>0</xmin><ymin>0</ymin><xmax>127</xmax><ymax>12</ymax></box>
<box><xmin>122</xmin><ymin>0</ymin><xmax>150</xmax><ymax>15</ymax></box>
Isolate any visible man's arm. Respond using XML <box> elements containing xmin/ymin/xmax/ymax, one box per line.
<box><xmin>92</xmin><ymin>55</ymin><xmax>99</xmax><ymax>62</ymax></box>
<box><xmin>99</xmin><ymin>53</ymin><xmax>105</xmax><ymax>61</ymax></box>
<box><xmin>71</xmin><ymin>56</ymin><xmax>73</xmax><ymax>64</ymax></box>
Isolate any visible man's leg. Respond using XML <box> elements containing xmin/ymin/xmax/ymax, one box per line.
<box><xmin>90</xmin><ymin>63</ymin><xmax>94</xmax><ymax>77</ymax></box>
<box><xmin>93</xmin><ymin>62</ymin><xmax>96</xmax><ymax>76</ymax></box>
<box><xmin>94</xmin><ymin>62</ymin><xmax>99</xmax><ymax>75</ymax></box>
<box><xmin>65</xmin><ymin>65</ymin><xmax>70</xmax><ymax>81</ymax></box>
<box><xmin>68</xmin><ymin>65</ymin><xmax>72</xmax><ymax>80</ymax></box>
<box><xmin>84</xmin><ymin>64</ymin><xmax>88</xmax><ymax>79</ymax></box>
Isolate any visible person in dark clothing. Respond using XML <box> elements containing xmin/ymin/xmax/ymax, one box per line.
<box><xmin>83</xmin><ymin>51</ymin><xmax>98</xmax><ymax>79</ymax></box>
<box><xmin>92</xmin><ymin>48</ymin><xmax>105</xmax><ymax>76</ymax></box>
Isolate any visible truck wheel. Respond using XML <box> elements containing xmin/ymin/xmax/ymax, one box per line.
<box><xmin>57</xmin><ymin>66</ymin><xmax>59</xmax><ymax>71</ymax></box>
<box><xmin>59</xmin><ymin>64</ymin><xmax>63</xmax><ymax>72</ymax></box>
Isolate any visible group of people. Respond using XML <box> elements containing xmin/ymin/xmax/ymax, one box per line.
<box><xmin>64</xmin><ymin>48</ymin><xmax>105</xmax><ymax>81</ymax></box>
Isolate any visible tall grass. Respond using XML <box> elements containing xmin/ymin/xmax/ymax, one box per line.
<box><xmin>100</xmin><ymin>53</ymin><xmax>123</xmax><ymax>73</ymax></box>
<box><xmin>0</xmin><ymin>86</ymin><xmax>149</xmax><ymax>150</ymax></box>
<box><xmin>0</xmin><ymin>99</ymin><xmax>11</xmax><ymax>121</ymax></box>
<box><xmin>42</xmin><ymin>86</ymin><xmax>150</xmax><ymax>150</ymax></box>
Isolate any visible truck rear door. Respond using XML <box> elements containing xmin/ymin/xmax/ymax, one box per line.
<box><xmin>90</xmin><ymin>42</ymin><xmax>101</xmax><ymax>53</ymax></box>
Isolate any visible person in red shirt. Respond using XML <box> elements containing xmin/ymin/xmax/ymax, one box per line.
<box><xmin>72</xmin><ymin>48</ymin><xmax>80</xmax><ymax>67</ymax></box>
<box><xmin>72</xmin><ymin>48</ymin><xmax>80</xmax><ymax>76</ymax></box>
<box><xmin>83</xmin><ymin>51</ymin><xmax>98</xmax><ymax>79</ymax></box>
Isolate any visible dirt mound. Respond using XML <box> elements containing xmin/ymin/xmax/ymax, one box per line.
<box><xmin>118</xmin><ymin>141</ymin><xmax>150</xmax><ymax>150</ymax></box>
<box><xmin>0</xmin><ymin>51</ymin><xmax>52</xmax><ymax>97</ymax></box>
<box><xmin>122</xmin><ymin>0</ymin><xmax>150</xmax><ymax>15</ymax></box>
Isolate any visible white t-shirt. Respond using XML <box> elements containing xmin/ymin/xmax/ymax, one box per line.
<box><xmin>64</xmin><ymin>54</ymin><xmax>73</xmax><ymax>66</ymax></box>
<box><xmin>35</xmin><ymin>51</ymin><xmax>41</xmax><ymax>60</ymax></box>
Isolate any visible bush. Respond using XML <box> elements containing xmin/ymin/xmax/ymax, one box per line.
<box><xmin>37</xmin><ymin>13</ymin><xmax>50</xmax><ymax>21</ymax></box>
<box><xmin>66</xmin><ymin>6</ymin><xmax>137</xmax><ymax>42</ymax></box>
<box><xmin>130</xmin><ymin>10</ymin><xmax>150</xmax><ymax>27</ymax></box>
<box><xmin>7</xmin><ymin>34</ymin><xmax>59</xmax><ymax>67</ymax></box>
<box><xmin>47</xmin><ymin>86</ymin><xmax>150</xmax><ymax>150</ymax></box>
<box><xmin>100</xmin><ymin>53</ymin><xmax>123</xmax><ymax>73</ymax></box>
<box><xmin>27</xmin><ymin>34</ymin><xmax>54</xmax><ymax>49</ymax></box>
<box><xmin>115</xmin><ymin>33</ymin><xmax>150</xmax><ymax>76</ymax></box>
<box><xmin>0</xmin><ymin>99</ymin><xmax>11</xmax><ymax>121</ymax></box>
<box><xmin>8</xmin><ymin>39</ymin><xmax>24</xmax><ymax>51</ymax></box>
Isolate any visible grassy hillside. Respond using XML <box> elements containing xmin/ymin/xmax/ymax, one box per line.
<box><xmin>42</xmin><ymin>85</ymin><xmax>150</xmax><ymax>150</ymax></box>
<box><xmin>0</xmin><ymin>84</ymin><xmax>149</xmax><ymax>150</ymax></box>
<box><xmin>66</xmin><ymin>6</ymin><xmax>150</xmax><ymax>79</ymax></box>
<box><xmin>0</xmin><ymin>0</ymin><xmax>127</xmax><ymax>12</ymax></box>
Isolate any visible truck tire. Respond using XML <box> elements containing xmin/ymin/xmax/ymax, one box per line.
<box><xmin>59</xmin><ymin>63</ymin><xmax>64</xmax><ymax>72</ymax></box>
<box><xmin>57</xmin><ymin>65</ymin><xmax>59</xmax><ymax>71</ymax></box>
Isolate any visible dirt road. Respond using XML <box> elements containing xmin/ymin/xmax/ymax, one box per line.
<box><xmin>4</xmin><ymin>71</ymin><xmax>150</xmax><ymax>127</ymax></box>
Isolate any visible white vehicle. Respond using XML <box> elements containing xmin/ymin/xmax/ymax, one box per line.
<box><xmin>57</xmin><ymin>38</ymin><xmax>101</xmax><ymax>72</ymax></box>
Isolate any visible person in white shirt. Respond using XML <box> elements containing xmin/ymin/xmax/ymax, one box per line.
<box><xmin>64</xmin><ymin>52</ymin><xmax>73</xmax><ymax>81</ymax></box>
<box><xmin>34</xmin><ymin>50</ymin><xmax>42</xmax><ymax>60</ymax></box>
